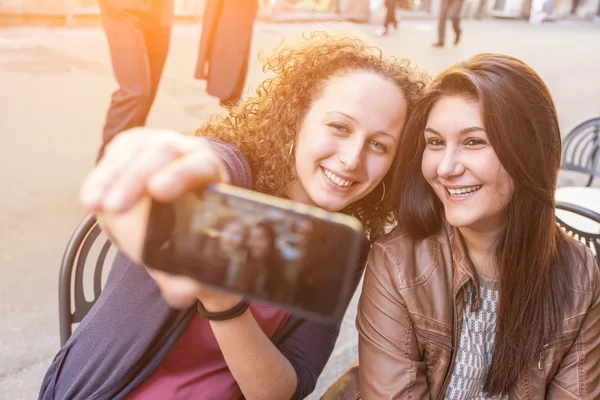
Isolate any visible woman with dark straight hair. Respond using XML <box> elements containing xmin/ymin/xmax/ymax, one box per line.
<box><xmin>238</xmin><ymin>220</ymin><xmax>288</xmax><ymax>302</ymax></box>
<box><xmin>357</xmin><ymin>53</ymin><xmax>600</xmax><ymax>398</ymax></box>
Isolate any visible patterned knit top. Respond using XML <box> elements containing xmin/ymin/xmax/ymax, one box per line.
<box><xmin>445</xmin><ymin>275</ymin><xmax>508</xmax><ymax>399</ymax></box>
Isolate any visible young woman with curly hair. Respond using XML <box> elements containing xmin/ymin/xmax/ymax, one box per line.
<box><xmin>39</xmin><ymin>31</ymin><xmax>427</xmax><ymax>400</ymax></box>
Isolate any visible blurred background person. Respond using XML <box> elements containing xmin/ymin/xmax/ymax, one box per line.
<box><xmin>194</xmin><ymin>0</ymin><xmax>259</xmax><ymax>106</ymax></box>
<box><xmin>375</xmin><ymin>0</ymin><xmax>398</xmax><ymax>36</ymax></box>
<box><xmin>475</xmin><ymin>0</ymin><xmax>488</xmax><ymax>19</ymax></box>
<box><xmin>98</xmin><ymin>0</ymin><xmax>174</xmax><ymax>160</ymax></box>
<box><xmin>433</xmin><ymin>0</ymin><xmax>464</xmax><ymax>47</ymax></box>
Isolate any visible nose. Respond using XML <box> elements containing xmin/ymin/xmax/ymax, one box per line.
<box><xmin>437</xmin><ymin>146</ymin><xmax>464</xmax><ymax>178</ymax></box>
<box><xmin>338</xmin><ymin>137</ymin><xmax>364</xmax><ymax>171</ymax></box>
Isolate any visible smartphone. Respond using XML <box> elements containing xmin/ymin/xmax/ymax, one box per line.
<box><xmin>141</xmin><ymin>183</ymin><xmax>365</xmax><ymax>323</ymax></box>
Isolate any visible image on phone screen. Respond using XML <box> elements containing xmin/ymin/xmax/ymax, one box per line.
<box><xmin>143</xmin><ymin>185</ymin><xmax>364</xmax><ymax>322</ymax></box>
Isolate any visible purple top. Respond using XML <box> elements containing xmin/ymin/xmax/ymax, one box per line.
<box><xmin>126</xmin><ymin>305</ymin><xmax>290</xmax><ymax>399</ymax></box>
<box><xmin>39</xmin><ymin>138</ymin><xmax>368</xmax><ymax>400</ymax></box>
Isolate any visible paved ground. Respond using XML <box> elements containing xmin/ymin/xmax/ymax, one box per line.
<box><xmin>0</xmin><ymin>18</ymin><xmax>599</xmax><ymax>399</ymax></box>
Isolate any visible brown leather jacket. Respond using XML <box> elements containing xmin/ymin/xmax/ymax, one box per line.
<box><xmin>356</xmin><ymin>223</ymin><xmax>600</xmax><ymax>399</ymax></box>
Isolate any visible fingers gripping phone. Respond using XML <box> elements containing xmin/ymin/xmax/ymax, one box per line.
<box><xmin>142</xmin><ymin>184</ymin><xmax>365</xmax><ymax>323</ymax></box>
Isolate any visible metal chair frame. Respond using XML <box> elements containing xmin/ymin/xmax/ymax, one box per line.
<box><xmin>58</xmin><ymin>214</ymin><xmax>112</xmax><ymax>346</ymax></box>
<box><xmin>560</xmin><ymin>116</ymin><xmax>600</xmax><ymax>187</ymax></box>
<box><xmin>555</xmin><ymin>200</ymin><xmax>600</xmax><ymax>264</ymax></box>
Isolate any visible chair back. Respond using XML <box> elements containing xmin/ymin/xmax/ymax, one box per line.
<box><xmin>555</xmin><ymin>201</ymin><xmax>600</xmax><ymax>264</ymax></box>
<box><xmin>59</xmin><ymin>214</ymin><xmax>113</xmax><ymax>346</ymax></box>
<box><xmin>561</xmin><ymin>116</ymin><xmax>600</xmax><ymax>187</ymax></box>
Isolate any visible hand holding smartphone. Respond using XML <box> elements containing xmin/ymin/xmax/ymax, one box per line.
<box><xmin>142</xmin><ymin>184</ymin><xmax>366</xmax><ymax>323</ymax></box>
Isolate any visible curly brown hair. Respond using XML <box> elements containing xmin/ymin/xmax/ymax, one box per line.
<box><xmin>196</xmin><ymin>30</ymin><xmax>429</xmax><ymax>241</ymax></box>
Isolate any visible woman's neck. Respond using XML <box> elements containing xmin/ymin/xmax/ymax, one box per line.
<box><xmin>458</xmin><ymin>226</ymin><xmax>502</xmax><ymax>280</ymax></box>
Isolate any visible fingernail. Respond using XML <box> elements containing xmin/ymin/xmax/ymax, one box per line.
<box><xmin>150</xmin><ymin>174</ymin><xmax>178</xmax><ymax>200</ymax></box>
<box><xmin>81</xmin><ymin>187</ymin><xmax>102</xmax><ymax>209</ymax></box>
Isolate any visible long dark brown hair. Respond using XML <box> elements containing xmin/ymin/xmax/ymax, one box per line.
<box><xmin>392</xmin><ymin>53</ymin><xmax>577</xmax><ymax>394</ymax></box>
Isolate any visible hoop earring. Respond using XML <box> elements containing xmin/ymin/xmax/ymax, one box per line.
<box><xmin>288</xmin><ymin>143</ymin><xmax>294</xmax><ymax>156</ymax></box>
<box><xmin>367</xmin><ymin>181</ymin><xmax>386</xmax><ymax>206</ymax></box>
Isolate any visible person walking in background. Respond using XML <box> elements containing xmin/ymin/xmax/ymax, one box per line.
<box><xmin>194</xmin><ymin>0</ymin><xmax>259</xmax><ymax>106</ymax></box>
<box><xmin>433</xmin><ymin>0</ymin><xmax>463</xmax><ymax>47</ymax></box>
<box><xmin>475</xmin><ymin>0</ymin><xmax>488</xmax><ymax>19</ymax></box>
<box><xmin>375</xmin><ymin>0</ymin><xmax>398</xmax><ymax>36</ymax></box>
<box><xmin>98</xmin><ymin>0</ymin><xmax>174</xmax><ymax>160</ymax></box>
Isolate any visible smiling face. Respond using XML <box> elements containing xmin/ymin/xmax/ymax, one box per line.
<box><xmin>219</xmin><ymin>220</ymin><xmax>246</xmax><ymax>254</ymax></box>
<box><xmin>290</xmin><ymin>70</ymin><xmax>408</xmax><ymax>212</ymax></box>
<box><xmin>248</xmin><ymin>225</ymin><xmax>272</xmax><ymax>261</ymax></box>
<box><xmin>421</xmin><ymin>96</ymin><xmax>514</xmax><ymax>233</ymax></box>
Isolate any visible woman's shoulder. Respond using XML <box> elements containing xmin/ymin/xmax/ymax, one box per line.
<box><xmin>371</xmin><ymin>224</ymin><xmax>446</xmax><ymax>259</ymax></box>
<box><xmin>368</xmin><ymin>225</ymin><xmax>449</xmax><ymax>288</ymax></box>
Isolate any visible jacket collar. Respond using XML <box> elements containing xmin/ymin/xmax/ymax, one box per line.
<box><xmin>444</xmin><ymin>222</ymin><xmax>482</xmax><ymax>310</ymax></box>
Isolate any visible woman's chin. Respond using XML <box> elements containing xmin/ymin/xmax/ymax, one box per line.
<box><xmin>96</xmin><ymin>196</ymin><xmax>152</xmax><ymax>265</ymax></box>
<box><xmin>313</xmin><ymin>196</ymin><xmax>347</xmax><ymax>212</ymax></box>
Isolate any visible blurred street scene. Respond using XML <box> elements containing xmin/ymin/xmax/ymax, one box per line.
<box><xmin>1</xmin><ymin>1</ymin><xmax>599</xmax><ymax>399</ymax></box>
<box><xmin>1</xmin><ymin>0</ymin><xmax>600</xmax><ymax>22</ymax></box>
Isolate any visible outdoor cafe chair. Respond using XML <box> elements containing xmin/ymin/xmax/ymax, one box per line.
<box><xmin>555</xmin><ymin>200</ymin><xmax>600</xmax><ymax>265</ymax></box>
<box><xmin>58</xmin><ymin>214</ymin><xmax>113</xmax><ymax>346</ymax></box>
<box><xmin>560</xmin><ymin>115</ymin><xmax>600</xmax><ymax>187</ymax></box>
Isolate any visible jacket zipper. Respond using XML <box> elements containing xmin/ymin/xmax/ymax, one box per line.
<box><xmin>537</xmin><ymin>333</ymin><xmax>578</xmax><ymax>371</ymax></box>
<box><xmin>437</xmin><ymin>276</ymin><xmax>470</xmax><ymax>400</ymax></box>
<box><xmin>414</xmin><ymin>328</ymin><xmax>453</xmax><ymax>350</ymax></box>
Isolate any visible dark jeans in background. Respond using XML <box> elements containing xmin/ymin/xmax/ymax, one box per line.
<box><xmin>98</xmin><ymin>1</ymin><xmax>173</xmax><ymax>158</ymax></box>
<box><xmin>437</xmin><ymin>0</ymin><xmax>464</xmax><ymax>45</ymax></box>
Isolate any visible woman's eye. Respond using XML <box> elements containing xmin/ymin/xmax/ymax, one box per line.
<box><xmin>369</xmin><ymin>140</ymin><xmax>388</xmax><ymax>153</ymax></box>
<box><xmin>465</xmin><ymin>138</ymin><xmax>486</xmax><ymax>146</ymax></box>
<box><xmin>328</xmin><ymin>123</ymin><xmax>349</xmax><ymax>133</ymax></box>
<box><xmin>426</xmin><ymin>138</ymin><xmax>444</xmax><ymax>146</ymax></box>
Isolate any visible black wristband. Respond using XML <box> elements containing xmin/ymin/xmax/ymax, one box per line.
<box><xmin>197</xmin><ymin>300</ymin><xmax>250</xmax><ymax>321</ymax></box>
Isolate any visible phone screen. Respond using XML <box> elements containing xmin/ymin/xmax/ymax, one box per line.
<box><xmin>142</xmin><ymin>185</ymin><xmax>365</xmax><ymax>322</ymax></box>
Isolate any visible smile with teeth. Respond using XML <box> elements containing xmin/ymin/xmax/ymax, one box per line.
<box><xmin>446</xmin><ymin>185</ymin><xmax>482</xmax><ymax>197</ymax></box>
<box><xmin>322</xmin><ymin>167</ymin><xmax>355</xmax><ymax>187</ymax></box>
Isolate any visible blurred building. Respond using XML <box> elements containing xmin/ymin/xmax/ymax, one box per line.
<box><xmin>0</xmin><ymin>0</ymin><xmax>597</xmax><ymax>23</ymax></box>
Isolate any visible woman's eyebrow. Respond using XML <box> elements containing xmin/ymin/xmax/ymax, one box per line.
<box><xmin>327</xmin><ymin>111</ymin><xmax>396</xmax><ymax>142</ymax></box>
<box><xmin>424</xmin><ymin>126</ymin><xmax>485</xmax><ymax>135</ymax></box>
